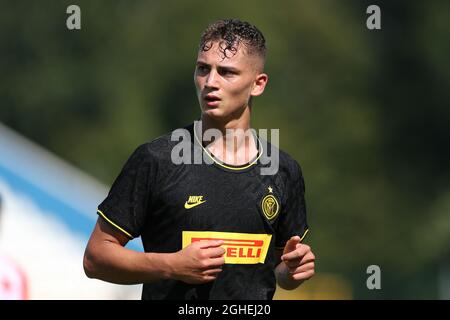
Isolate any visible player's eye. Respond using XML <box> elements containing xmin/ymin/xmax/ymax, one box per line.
<box><xmin>196</xmin><ymin>65</ymin><xmax>209</xmax><ymax>74</ymax></box>
<box><xmin>219</xmin><ymin>69</ymin><xmax>236</xmax><ymax>77</ymax></box>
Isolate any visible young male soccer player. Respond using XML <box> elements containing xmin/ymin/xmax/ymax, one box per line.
<box><xmin>84</xmin><ymin>19</ymin><xmax>315</xmax><ymax>299</ymax></box>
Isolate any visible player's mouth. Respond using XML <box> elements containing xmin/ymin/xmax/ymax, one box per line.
<box><xmin>204</xmin><ymin>94</ymin><xmax>221</xmax><ymax>107</ymax></box>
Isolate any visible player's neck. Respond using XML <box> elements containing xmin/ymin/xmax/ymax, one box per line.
<box><xmin>201</xmin><ymin>113</ymin><xmax>250</xmax><ymax>134</ymax></box>
<box><xmin>199</xmin><ymin>110</ymin><xmax>259</xmax><ymax>165</ymax></box>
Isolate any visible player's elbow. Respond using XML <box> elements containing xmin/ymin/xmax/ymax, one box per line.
<box><xmin>83</xmin><ymin>248</ymin><xmax>100</xmax><ymax>279</ymax></box>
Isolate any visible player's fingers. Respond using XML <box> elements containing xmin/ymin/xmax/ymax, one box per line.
<box><xmin>281</xmin><ymin>249</ymin><xmax>306</xmax><ymax>262</ymax></box>
<box><xmin>283</xmin><ymin>251</ymin><xmax>314</xmax><ymax>269</ymax></box>
<box><xmin>206</xmin><ymin>256</ymin><xmax>226</xmax><ymax>268</ymax></box>
<box><xmin>288</xmin><ymin>261</ymin><xmax>315</xmax><ymax>274</ymax></box>
<box><xmin>284</xmin><ymin>257</ymin><xmax>301</xmax><ymax>269</ymax></box>
<box><xmin>298</xmin><ymin>251</ymin><xmax>315</xmax><ymax>265</ymax></box>
<box><xmin>284</xmin><ymin>236</ymin><xmax>301</xmax><ymax>253</ymax></box>
<box><xmin>199</xmin><ymin>275</ymin><xmax>218</xmax><ymax>283</ymax></box>
<box><xmin>202</xmin><ymin>268</ymin><xmax>223</xmax><ymax>276</ymax></box>
<box><xmin>203</xmin><ymin>246</ymin><xmax>226</xmax><ymax>258</ymax></box>
<box><xmin>197</xmin><ymin>240</ymin><xmax>224</xmax><ymax>249</ymax></box>
<box><xmin>291</xmin><ymin>269</ymin><xmax>315</xmax><ymax>281</ymax></box>
<box><xmin>282</xmin><ymin>244</ymin><xmax>310</xmax><ymax>261</ymax></box>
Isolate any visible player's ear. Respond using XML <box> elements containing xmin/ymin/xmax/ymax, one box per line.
<box><xmin>251</xmin><ymin>73</ymin><xmax>268</xmax><ymax>97</ymax></box>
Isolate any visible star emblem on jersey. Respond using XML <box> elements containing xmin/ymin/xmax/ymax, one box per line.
<box><xmin>261</xmin><ymin>193</ymin><xmax>279</xmax><ymax>221</ymax></box>
<box><xmin>184</xmin><ymin>195</ymin><xmax>206</xmax><ymax>209</ymax></box>
<box><xmin>268</xmin><ymin>186</ymin><xmax>273</xmax><ymax>193</ymax></box>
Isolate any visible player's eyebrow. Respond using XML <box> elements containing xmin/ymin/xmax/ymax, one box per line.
<box><xmin>218</xmin><ymin>65</ymin><xmax>240</xmax><ymax>73</ymax></box>
<box><xmin>196</xmin><ymin>61</ymin><xmax>209</xmax><ymax>67</ymax></box>
<box><xmin>196</xmin><ymin>60</ymin><xmax>240</xmax><ymax>73</ymax></box>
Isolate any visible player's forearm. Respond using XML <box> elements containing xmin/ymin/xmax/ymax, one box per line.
<box><xmin>83</xmin><ymin>240</ymin><xmax>173</xmax><ymax>284</ymax></box>
<box><xmin>275</xmin><ymin>262</ymin><xmax>304</xmax><ymax>290</ymax></box>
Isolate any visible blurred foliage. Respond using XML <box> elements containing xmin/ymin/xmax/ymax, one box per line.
<box><xmin>1</xmin><ymin>0</ymin><xmax>449</xmax><ymax>298</ymax></box>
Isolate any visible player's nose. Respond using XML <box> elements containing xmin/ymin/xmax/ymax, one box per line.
<box><xmin>205</xmin><ymin>69</ymin><xmax>219</xmax><ymax>89</ymax></box>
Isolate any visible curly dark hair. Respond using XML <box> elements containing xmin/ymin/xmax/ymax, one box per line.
<box><xmin>199</xmin><ymin>19</ymin><xmax>266</xmax><ymax>61</ymax></box>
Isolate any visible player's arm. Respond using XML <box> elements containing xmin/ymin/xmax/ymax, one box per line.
<box><xmin>83</xmin><ymin>217</ymin><xmax>172</xmax><ymax>284</ymax></box>
<box><xmin>274</xmin><ymin>236</ymin><xmax>315</xmax><ymax>290</ymax></box>
<box><xmin>83</xmin><ymin>217</ymin><xmax>225</xmax><ymax>284</ymax></box>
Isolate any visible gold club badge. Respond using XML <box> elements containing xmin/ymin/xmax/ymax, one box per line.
<box><xmin>261</xmin><ymin>186</ymin><xmax>279</xmax><ymax>220</ymax></box>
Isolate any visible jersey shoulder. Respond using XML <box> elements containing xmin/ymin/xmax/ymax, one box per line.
<box><xmin>137</xmin><ymin>122</ymin><xmax>194</xmax><ymax>163</ymax></box>
<box><xmin>262</xmin><ymin>139</ymin><xmax>304</xmax><ymax>179</ymax></box>
<box><xmin>279</xmin><ymin>148</ymin><xmax>303</xmax><ymax>177</ymax></box>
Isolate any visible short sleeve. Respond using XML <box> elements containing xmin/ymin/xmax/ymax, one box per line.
<box><xmin>275</xmin><ymin>161</ymin><xmax>309</xmax><ymax>248</ymax></box>
<box><xmin>97</xmin><ymin>144</ymin><xmax>154</xmax><ymax>239</ymax></box>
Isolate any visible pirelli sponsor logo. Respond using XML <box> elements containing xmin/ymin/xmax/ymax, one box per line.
<box><xmin>182</xmin><ymin>231</ymin><xmax>272</xmax><ymax>264</ymax></box>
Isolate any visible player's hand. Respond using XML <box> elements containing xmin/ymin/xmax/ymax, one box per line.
<box><xmin>281</xmin><ymin>236</ymin><xmax>315</xmax><ymax>282</ymax></box>
<box><xmin>171</xmin><ymin>240</ymin><xmax>226</xmax><ymax>284</ymax></box>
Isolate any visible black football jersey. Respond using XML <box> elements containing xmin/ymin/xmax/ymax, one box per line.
<box><xmin>97</xmin><ymin>122</ymin><xmax>309</xmax><ymax>300</ymax></box>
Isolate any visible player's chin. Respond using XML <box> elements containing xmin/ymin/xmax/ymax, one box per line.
<box><xmin>201</xmin><ymin>106</ymin><xmax>225</xmax><ymax>118</ymax></box>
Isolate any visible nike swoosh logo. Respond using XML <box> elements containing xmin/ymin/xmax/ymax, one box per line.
<box><xmin>184</xmin><ymin>200</ymin><xmax>206</xmax><ymax>209</ymax></box>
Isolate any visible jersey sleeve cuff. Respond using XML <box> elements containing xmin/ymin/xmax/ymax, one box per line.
<box><xmin>97</xmin><ymin>209</ymin><xmax>135</xmax><ymax>239</ymax></box>
<box><xmin>275</xmin><ymin>229</ymin><xmax>309</xmax><ymax>249</ymax></box>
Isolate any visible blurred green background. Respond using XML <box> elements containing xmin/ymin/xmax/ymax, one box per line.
<box><xmin>1</xmin><ymin>0</ymin><xmax>450</xmax><ymax>299</ymax></box>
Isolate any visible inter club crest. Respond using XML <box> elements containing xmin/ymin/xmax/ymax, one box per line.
<box><xmin>261</xmin><ymin>186</ymin><xmax>280</xmax><ymax>221</ymax></box>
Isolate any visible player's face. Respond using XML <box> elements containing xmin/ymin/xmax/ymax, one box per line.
<box><xmin>194</xmin><ymin>41</ymin><xmax>267</xmax><ymax>120</ymax></box>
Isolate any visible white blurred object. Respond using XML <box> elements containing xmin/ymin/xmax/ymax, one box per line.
<box><xmin>0</xmin><ymin>181</ymin><xmax>141</xmax><ymax>299</ymax></box>
<box><xmin>0</xmin><ymin>123</ymin><xmax>142</xmax><ymax>300</ymax></box>
<box><xmin>0</xmin><ymin>254</ymin><xmax>27</xmax><ymax>300</ymax></box>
